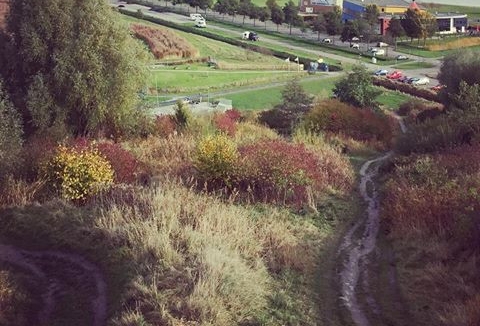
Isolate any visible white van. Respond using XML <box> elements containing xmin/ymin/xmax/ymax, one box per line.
<box><xmin>190</xmin><ymin>13</ymin><xmax>203</xmax><ymax>21</ymax></box>
<box><xmin>195</xmin><ymin>19</ymin><xmax>206</xmax><ymax>28</ymax></box>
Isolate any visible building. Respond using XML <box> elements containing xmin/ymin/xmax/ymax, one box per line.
<box><xmin>378</xmin><ymin>12</ymin><xmax>468</xmax><ymax>35</ymax></box>
<box><xmin>0</xmin><ymin>0</ymin><xmax>9</xmax><ymax>29</ymax></box>
<box><xmin>298</xmin><ymin>0</ymin><xmax>340</xmax><ymax>19</ymax></box>
<box><xmin>342</xmin><ymin>0</ymin><xmax>412</xmax><ymax>22</ymax></box>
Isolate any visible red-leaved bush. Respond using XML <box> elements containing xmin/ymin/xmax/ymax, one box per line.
<box><xmin>69</xmin><ymin>138</ymin><xmax>139</xmax><ymax>184</ymax></box>
<box><xmin>382</xmin><ymin>144</ymin><xmax>480</xmax><ymax>239</ymax></box>
<box><xmin>303</xmin><ymin>99</ymin><xmax>394</xmax><ymax>148</ymax></box>
<box><xmin>213</xmin><ymin>109</ymin><xmax>242</xmax><ymax>136</ymax></box>
<box><xmin>155</xmin><ymin>115</ymin><xmax>177</xmax><ymax>138</ymax></box>
<box><xmin>236</xmin><ymin>140</ymin><xmax>324</xmax><ymax>206</ymax></box>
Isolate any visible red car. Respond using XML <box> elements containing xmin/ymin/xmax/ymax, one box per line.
<box><xmin>430</xmin><ymin>84</ymin><xmax>445</xmax><ymax>92</ymax></box>
<box><xmin>387</xmin><ymin>70</ymin><xmax>403</xmax><ymax>79</ymax></box>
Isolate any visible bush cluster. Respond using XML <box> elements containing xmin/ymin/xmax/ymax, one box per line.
<box><xmin>213</xmin><ymin>109</ymin><xmax>242</xmax><ymax>136</ymax></box>
<box><xmin>303</xmin><ymin>99</ymin><xmax>393</xmax><ymax>148</ymax></box>
<box><xmin>131</xmin><ymin>23</ymin><xmax>198</xmax><ymax>59</ymax></box>
<box><xmin>373</xmin><ymin>77</ymin><xmax>440</xmax><ymax>103</ymax></box>
<box><xmin>42</xmin><ymin>145</ymin><xmax>114</xmax><ymax>200</ymax></box>
<box><xmin>154</xmin><ymin>115</ymin><xmax>177</xmax><ymax>138</ymax></box>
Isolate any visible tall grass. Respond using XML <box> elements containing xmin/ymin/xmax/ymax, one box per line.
<box><xmin>426</xmin><ymin>37</ymin><xmax>480</xmax><ymax>51</ymax></box>
<box><xmin>94</xmin><ymin>182</ymin><xmax>323</xmax><ymax>325</ymax></box>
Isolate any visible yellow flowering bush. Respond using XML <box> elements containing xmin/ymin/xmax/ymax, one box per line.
<box><xmin>43</xmin><ymin>145</ymin><xmax>113</xmax><ymax>200</ymax></box>
<box><xmin>195</xmin><ymin>134</ymin><xmax>238</xmax><ymax>182</ymax></box>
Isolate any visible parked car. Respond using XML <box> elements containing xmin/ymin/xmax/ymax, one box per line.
<box><xmin>351</xmin><ymin>37</ymin><xmax>360</xmax><ymax>41</ymax></box>
<box><xmin>412</xmin><ymin>77</ymin><xmax>430</xmax><ymax>85</ymax></box>
<box><xmin>350</xmin><ymin>43</ymin><xmax>360</xmax><ymax>49</ymax></box>
<box><xmin>373</xmin><ymin>49</ymin><xmax>385</xmax><ymax>55</ymax></box>
<box><xmin>407</xmin><ymin>77</ymin><xmax>420</xmax><ymax>84</ymax></box>
<box><xmin>374</xmin><ymin>69</ymin><xmax>389</xmax><ymax>76</ymax></box>
<box><xmin>387</xmin><ymin>70</ymin><xmax>403</xmax><ymax>79</ymax></box>
<box><xmin>190</xmin><ymin>13</ymin><xmax>203</xmax><ymax>20</ymax></box>
<box><xmin>377</xmin><ymin>42</ymin><xmax>389</xmax><ymax>47</ymax></box>
<box><xmin>322</xmin><ymin>38</ymin><xmax>332</xmax><ymax>44</ymax></box>
<box><xmin>248</xmin><ymin>32</ymin><xmax>259</xmax><ymax>41</ymax></box>
<box><xmin>396</xmin><ymin>55</ymin><xmax>408</xmax><ymax>60</ymax></box>
<box><xmin>195</xmin><ymin>19</ymin><xmax>206</xmax><ymax>28</ymax></box>
<box><xmin>398</xmin><ymin>76</ymin><xmax>410</xmax><ymax>83</ymax></box>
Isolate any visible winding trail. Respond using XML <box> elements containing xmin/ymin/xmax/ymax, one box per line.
<box><xmin>0</xmin><ymin>244</ymin><xmax>107</xmax><ymax>326</ymax></box>
<box><xmin>338</xmin><ymin>115</ymin><xmax>406</xmax><ymax>326</ymax></box>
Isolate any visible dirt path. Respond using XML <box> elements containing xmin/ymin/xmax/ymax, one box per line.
<box><xmin>337</xmin><ymin>115</ymin><xmax>407</xmax><ymax>326</ymax></box>
<box><xmin>0</xmin><ymin>244</ymin><xmax>107</xmax><ymax>326</ymax></box>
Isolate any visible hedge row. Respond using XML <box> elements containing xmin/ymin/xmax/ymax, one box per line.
<box><xmin>372</xmin><ymin>77</ymin><xmax>440</xmax><ymax>103</ymax></box>
<box><xmin>118</xmin><ymin>8</ymin><xmax>343</xmax><ymax>71</ymax></box>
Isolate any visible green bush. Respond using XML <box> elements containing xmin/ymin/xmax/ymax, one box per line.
<box><xmin>42</xmin><ymin>145</ymin><xmax>114</xmax><ymax>200</ymax></box>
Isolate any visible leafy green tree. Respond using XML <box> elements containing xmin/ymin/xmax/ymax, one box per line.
<box><xmin>283</xmin><ymin>0</ymin><xmax>299</xmax><ymax>35</ymax></box>
<box><xmin>280</xmin><ymin>78</ymin><xmax>313</xmax><ymax>111</ymax></box>
<box><xmin>341</xmin><ymin>21</ymin><xmax>358</xmax><ymax>42</ymax></box>
<box><xmin>238</xmin><ymin>0</ymin><xmax>253</xmax><ymax>25</ymax></box>
<box><xmin>258</xmin><ymin>6</ymin><xmax>271</xmax><ymax>29</ymax></box>
<box><xmin>401</xmin><ymin>8</ymin><xmax>422</xmax><ymax>42</ymax></box>
<box><xmin>248</xmin><ymin>4</ymin><xmax>261</xmax><ymax>26</ymax></box>
<box><xmin>0</xmin><ymin>80</ymin><xmax>23</xmax><ymax>180</ymax></box>
<box><xmin>333</xmin><ymin>64</ymin><xmax>381</xmax><ymax>109</ymax></box>
<box><xmin>0</xmin><ymin>0</ymin><xmax>148</xmax><ymax>138</ymax></box>
<box><xmin>438</xmin><ymin>50</ymin><xmax>480</xmax><ymax>107</ymax></box>
<box><xmin>386</xmin><ymin>17</ymin><xmax>405</xmax><ymax>50</ymax></box>
<box><xmin>363</xmin><ymin>4</ymin><xmax>379</xmax><ymax>44</ymax></box>
<box><xmin>270</xmin><ymin>4</ymin><xmax>285</xmax><ymax>31</ymax></box>
<box><xmin>324</xmin><ymin>6</ymin><xmax>343</xmax><ymax>37</ymax></box>
<box><xmin>311</xmin><ymin>14</ymin><xmax>326</xmax><ymax>40</ymax></box>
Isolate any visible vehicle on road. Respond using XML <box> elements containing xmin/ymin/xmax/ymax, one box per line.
<box><xmin>371</xmin><ymin>49</ymin><xmax>385</xmax><ymax>55</ymax></box>
<box><xmin>350</xmin><ymin>43</ymin><xmax>359</xmax><ymax>49</ymax></box>
<box><xmin>398</xmin><ymin>76</ymin><xmax>410</xmax><ymax>83</ymax></box>
<box><xmin>190</xmin><ymin>13</ymin><xmax>203</xmax><ymax>20</ymax></box>
<box><xmin>195</xmin><ymin>19</ymin><xmax>206</xmax><ymax>28</ymax></box>
<box><xmin>407</xmin><ymin>77</ymin><xmax>420</xmax><ymax>84</ymax></box>
<box><xmin>431</xmin><ymin>84</ymin><xmax>445</xmax><ymax>92</ymax></box>
<box><xmin>351</xmin><ymin>37</ymin><xmax>360</xmax><ymax>41</ymax></box>
<box><xmin>377</xmin><ymin>42</ymin><xmax>389</xmax><ymax>47</ymax></box>
<box><xmin>373</xmin><ymin>69</ymin><xmax>389</xmax><ymax>76</ymax></box>
<box><xmin>396</xmin><ymin>55</ymin><xmax>408</xmax><ymax>60</ymax></box>
<box><xmin>322</xmin><ymin>38</ymin><xmax>332</xmax><ymax>44</ymax></box>
<box><xmin>412</xmin><ymin>77</ymin><xmax>430</xmax><ymax>85</ymax></box>
<box><xmin>242</xmin><ymin>31</ymin><xmax>259</xmax><ymax>41</ymax></box>
<box><xmin>387</xmin><ymin>70</ymin><xmax>403</xmax><ymax>79</ymax></box>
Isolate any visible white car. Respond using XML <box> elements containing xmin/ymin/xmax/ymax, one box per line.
<box><xmin>370</xmin><ymin>48</ymin><xmax>385</xmax><ymax>55</ymax></box>
<box><xmin>351</xmin><ymin>37</ymin><xmax>360</xmax><ymax>41</ymax></box>
<box><xmin>195</xmin><ymin>20</ymin><xmax>206</xmax><ymax>28</ymax></box>
<box><xmin>377</xmin><ymin>42</ymin><xmax>389</xmax><ymax>47</ymax></box>
<box><xmin>412</xmin><ymin>77</ymin><xmax>430</xmax><ymax>85</ymax></box>
<box><xmin>190</xmin><ymin>13</ymin><xmax>203</xmax><ymax>21</ymax></box>
<box><xmin>322</xmin><ymin>38</ymin><xmax>332</xmax><ymax>44</ymax></box>
<box><xmin>374</xmin><ymin>69</ymin><xmax>389</xmax><ymax>76</ymax></box>
<box><xmin>350</xmin><ymin>43</ymin><xmax>360</xmax><ymax>49</ymax></box>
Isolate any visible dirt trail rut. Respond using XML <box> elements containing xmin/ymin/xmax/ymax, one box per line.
<box><xmin>0</xmin><ymin>244</ymin><xmax>107</xmax><ymax>326</ymax></box>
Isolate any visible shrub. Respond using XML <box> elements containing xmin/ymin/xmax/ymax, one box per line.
<box><xmin>235</xmin><ymin>140</ymin><xmax>326</xmax><ymax>207</ymax></box>
<box><xmin>0</xmin><ymin>270</ymin><xmax>33</xmax><ymax>326</ymax></box>
<box><xmin>174</xmin><ymin>101</ymin><xmax>192</xmax><ymax>131</ymax></box>
<box><xmin>213</xmin><ymin>109</ymin><xmax>241</xmax><ymax>136</ymax></box>
<box><xmin>154</xmin><ymin>115</ymin><xmax>176</xmax><ymax>138</ymax></box>
<box><xmin>96</xmin><ymin>142</ymin><xmax>140</xmax><ymax>184</ymax></box>
<box><xmin>42</xmin><ymin>145</ymin><xmax>114</xmax><ymax>200</ymax></box>
<box><xmin>303</xmin><ymin>99</ymin><xmax>393</xmax><ymax>148</ymax></box>
<box><xmin>234</xmin><ymin>121</ymin><xmax>279</xmax><ymax>145</ymax></box>
<box><xmin>195</xmin><ymin>134</ymin><xmax>238</xmax><ymax>184</ymax></box>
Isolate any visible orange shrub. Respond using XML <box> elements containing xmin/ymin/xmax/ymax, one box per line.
<box><xmin>131</xmin><ymin>24</ymin><xmax>198</xmax><ymax>59</ymax></box>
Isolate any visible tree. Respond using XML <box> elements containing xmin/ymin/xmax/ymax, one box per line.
<box><xmin>401</xmin><ymin>8</ymin><xmax>422</xmax><ymax>42</ymax></box>
<box><xmin>324</xmin><ymin>6</ymin><xmax>343</xmax><ymax>37</ymax></box>
<box><xmin>0</xmin><ymin>80</ymin><xmax>23</xmax><ymax>180</ymax></box>
<box><xmin>0</xmin><ymin>0</ymin><xmax>148</xmax><ymax>138</ymax></box>
<box><xmin>259</xmin><ymin>78</ymin><xmax>313</xmax><ymax>135</ymax></box>
<box><xmin>418</xmin><ymin>10</ymin><xmax>437</xmax><ymax>45</ymax></box>
<box><xmin>311</xmin><ymin>14</ymin><xmax>326</xmax><ymax>40</ymax></box>
<box><xmin>386</xmin><ymin>17</ymin><xmax>405</xmax><ymax>50</ymax></box>
<box><xmin>248</xmin><ymin>4</ymin><xmax>261</xmax><ymax>26</ymax></box>
<box><xmin>258</xmin><ymin>6</ymin><xmax>271</xmax><ymax>30</ymax></box>
<box><xmin>363</xmin><ymin>4</ymin><xmax>379</xmax><ymax>44</ymax></box>
<box><xmin>238</xmin><ymin>0</ymin><xmax>252</xmax><ymax>25</ymax></box>
<box><xmin>270</xmin><ymin>4</ymin><xmax>285</xmax><ymax>31</ymax></box>
<box><xmin>283</xmin><ymin>0</ymin><xmax>299</xmax><ymax>35</ymax></box>
<box><xmin>438</xmin><ymin>50</ymin><xmax>480</xmax><ymax>107</ymax></box>
<box><xmin>333</xmin><ymin>64</ymin><xmax>381</xmax><ymax>109</ymax></box>
<box><xmin>341</xmin><ymin>21</ymin><xmax>358</xmax><ymax>43</ymax></box>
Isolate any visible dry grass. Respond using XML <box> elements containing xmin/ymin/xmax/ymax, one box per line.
<box><xmin>94</xmin><ymin>182</ymin><xmax>324</xmax><ymax>325</ymax></box>
<box><xmin>131</xmin><ymin>23</ymin><xmax>198</xmax><ymax>59</ymax></box>
<box><xmin>426</xmin><ymin>37</ymin><xmax>480</xmax><ymax>51</ymax></box>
